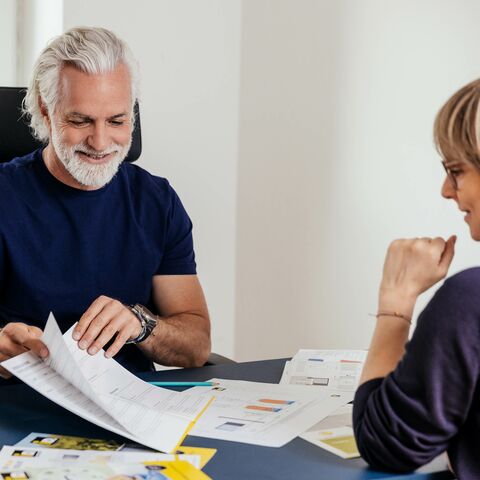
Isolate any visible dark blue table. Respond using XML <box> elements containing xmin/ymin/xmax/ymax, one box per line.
<box><xmin>0</xmin><ymin>358</ymin><xmax>453</xmax><ymax>480</ymax></box>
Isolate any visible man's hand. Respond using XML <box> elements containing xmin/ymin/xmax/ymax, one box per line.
<box><xmin>73</xmin><ymin>296</ymin><xmax>142</xmax><ymax>358</ymax></box>
<box><xmin>0</xmin><ymin>323</ymin><xmax>48</xmax><ymax>378</ymax></box>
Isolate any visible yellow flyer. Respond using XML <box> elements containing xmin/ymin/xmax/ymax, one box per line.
<box><xmin>174</xmin><ymin>447</ymin><xmax>216</xmax><ymax>469</ymax></box>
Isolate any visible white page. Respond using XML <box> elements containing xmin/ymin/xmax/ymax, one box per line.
<box><xmin>302</xmin><ymin>403</ymin><xmax>353</xmax><ymax>430</ymax></box>
<box><xmin>1</xmin><ymin>352</ymin><xmax>198</xmax><ymax>454</ymax></box>
<box><xmin>0</xmin><ymin>353</ymin><xmax>195</xmax><ymax>454</ymax></box>
<box><xmin>188</xmin><ymin>378</ymin><xmax>353</xmax><ymax>447</ymax></box>
<box><xmin>0</xmin><ymin>445</ymin><xmax>201</xmax><ymax>470</ymax></box>
<box><xmin>280</xmin><ymin>349</ymin><xmax>367</xmax><ymax>391</ymax></box>
<box><xmin>299</xmin><ymin>404</ymin><xmax>359</xmax><ymax>459</ymax></box>
<box><xmin>39</xmin><ymin>314</ymin><xmax>205</xmax><ymax>452</ymax></box>
<box><xmin>52</xmin><ymin>320</ymin><xmax>212</xmax><ymax>449</ymax></box>
<box><xmin>1</xmin><ymin>314</ymin><xmax>212</xmax><ymax>453</ymax></box>
<box><xmin>279</xmin><ymin>360</ymin><xmax>292</xmax><ymax>384</ymax></box>
<box><xmin>58</xmin><ymin>322</ymin><xmax>209</xmax><ymax>421</ymax></box>
<box><xmin>45</xmin><ymin>313</ymin><xmax>209</xmax><ymax>421</ymax></box>
<box><xmin>0</xmin><ymin>352</ymin><xmax>145</xmax><ymax>445</ymax></box>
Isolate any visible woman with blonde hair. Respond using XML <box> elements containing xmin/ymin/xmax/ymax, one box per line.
<box><xmin>353</xmin><ymin>79</ymin><xmax>480</xmax><ymax>479</ymax></box>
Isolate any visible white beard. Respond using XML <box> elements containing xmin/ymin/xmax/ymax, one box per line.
<box><xmin>50</xmin><ymin>125</ymin><xmax>131</xmax><ymax>188</ymax></box>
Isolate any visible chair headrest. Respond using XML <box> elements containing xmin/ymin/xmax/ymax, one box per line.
<box><xmin>0</xmin><ymin>86</ymin><xmax>142</xmax><ymax>163</ymax></box>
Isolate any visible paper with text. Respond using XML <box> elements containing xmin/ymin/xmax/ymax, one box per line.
<box><xmin>280</xmin><ymin>349</ymin><xmax>367</xmax><ymax>391</ymax></box>
<box><xmin>1</xmin><ymin>313</ymin><xmax>212</xmax><ymax>453</ymax></box>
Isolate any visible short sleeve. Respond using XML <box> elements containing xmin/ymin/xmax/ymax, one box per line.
<box><xmin>155</xmin><ymin>185</ymin><xmax>197</xmax><ymax>275</ymax></box>
<box><xmin>353</xmin><ymin>268</ymin><xmax>480</xmax><ymax>473</ymax></box>
<box><xmin>0</xmin><ymin>233</ymin><xmax>5</xmax><ymax>304</ymax></box>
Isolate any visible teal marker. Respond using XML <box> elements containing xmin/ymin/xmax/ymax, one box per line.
<box><xmin>148</xmin><ymin>381</ymin><xmax>216</xmax><ymax>387</ymax></box>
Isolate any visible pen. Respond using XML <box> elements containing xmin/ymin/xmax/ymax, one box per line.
<box><xmin>148</xmin><ymin>381</ymin><xmax>216</xmax><ymax>387</ymax></box>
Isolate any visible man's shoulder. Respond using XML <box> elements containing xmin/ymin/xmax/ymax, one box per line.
<box><xmin>0</xmin><ymin>150</ymin><xmax>41</xmax><ymax>175</ymax></box>
<box><xmin>120</xmin><ymin>162</ymin><xmax>174</xmax><ymax>197</ymax></box>
<box><xmin>0</xmin><ymin>149</ymin><xmax>39</xmax><ymax>187</ymax></box>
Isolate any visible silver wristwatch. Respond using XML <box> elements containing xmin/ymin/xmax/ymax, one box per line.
<box><xmin>126</xmin><ymin>304</ymin><xmax>158</xmax><ymax>344</ymax></box>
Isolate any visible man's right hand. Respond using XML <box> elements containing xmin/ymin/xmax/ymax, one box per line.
<box><xmin>0</xmin><ymin>323</ymin><xmax>48</xmax><ymax>379</ymax></box>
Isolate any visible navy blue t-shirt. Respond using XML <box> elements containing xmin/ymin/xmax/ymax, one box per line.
<box><xmin>0</xmin><ymin>149</ymin><xmax>197</xmax><ymax>372</ymax></box>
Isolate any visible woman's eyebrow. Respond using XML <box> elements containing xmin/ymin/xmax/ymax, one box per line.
<box><xmin>443</xmin><ymin>160</ymin><xmax>464</xmax><ymax>168</ymax></box>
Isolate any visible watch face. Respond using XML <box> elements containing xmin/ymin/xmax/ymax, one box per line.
<box><xmin>145</xmin><ymin>317</ymin><xmax>157</xmax><ymax>329</ymax></box>
<box><xmin>138</xmin><ymin>306</ymin><xmax>157</xmax><ymax>329</ymax></box>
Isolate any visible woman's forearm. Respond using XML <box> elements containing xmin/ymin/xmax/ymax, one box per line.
<box><xmin>359</xmin><ymin>292</ymin><xmax>416</xmax><ymax>385</ymax></box>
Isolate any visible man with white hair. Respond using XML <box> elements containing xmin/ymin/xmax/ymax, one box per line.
<box><xmin>0</xmin><ymin>27</ymin><xmax>211</xmax><ymax>376</ymax></box>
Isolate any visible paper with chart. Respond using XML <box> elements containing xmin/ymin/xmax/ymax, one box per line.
<box><xmin>280</xmin><ymin>349</ymin><xmax>367</xmax><ymax>391</ymax></box>
<box><xmin>0</xmin><ymin>313</ymin><xmax>213</xmax><ymax>453</ymax></box>
<box><xmin>187</xmin><ymin>378</ymin><xmax>353</xmax><ymax>447</ymax></box>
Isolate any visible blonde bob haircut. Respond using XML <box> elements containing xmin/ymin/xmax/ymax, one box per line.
<box><xmin>434</xmin><ymin>79</ymin><xmax>480</xmax><ymax>169</ymax></box>
<box><xmin>23</xmin><ymin>26</ymin><xmax>140</xmax><ymax>143</ymax></box>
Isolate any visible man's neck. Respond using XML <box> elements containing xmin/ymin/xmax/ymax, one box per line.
<box><xmin>42</xmin><ymin>144</ymin><xmax>100</xmax><ymax>191</ymax></box>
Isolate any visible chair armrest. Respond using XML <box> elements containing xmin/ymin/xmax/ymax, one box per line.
<box><xmin>204</xmin><ymin>352</ymin><xmax>236</xmax><ymax>366</ymax></box>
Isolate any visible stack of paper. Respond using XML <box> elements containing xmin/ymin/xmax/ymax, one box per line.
<box><xmin>0</xmin><ymin>443</ymin><xmax>213</xmax><ymax>479</ymax></box>
<box><xmin>0</xmin><ymin>314</ymin><xmax>213</xmax><ymax>453</ymax></box>
<box><xmin>0</xmin><ymin>431</ymin><xmax>218</xmax><ymax>479</ymax></box>
<box><xmin>11</xmin><ymin>431</ymin><xmax>217</xmax><ymax>467</ymax></box>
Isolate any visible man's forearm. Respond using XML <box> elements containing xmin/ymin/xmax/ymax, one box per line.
<box><xmin>136</xmin><ymin>312</ymin><xmax>211</xmax><ymax>367</ymax></box>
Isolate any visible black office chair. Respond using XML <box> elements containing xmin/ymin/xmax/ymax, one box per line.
<box><xmin>0</xmin><ymin>86</ymin><xmax>142</xmax><ymax>163</ymax></box>
<box><xmin>0</xmin><ymin>86</ymin><xmax>235</xmax><ymax>366</ymax></box>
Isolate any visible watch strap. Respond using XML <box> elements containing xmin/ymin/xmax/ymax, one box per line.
<box><xmin>126</xmin><ymin>304</ymin><xmax>157</xmax><ymax>344</ymax></box>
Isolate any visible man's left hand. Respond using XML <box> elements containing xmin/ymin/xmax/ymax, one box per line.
<box><xmin>73</xmin><ymin>296</ymin><xmax>142</xmax><ymax>358</ymax></box>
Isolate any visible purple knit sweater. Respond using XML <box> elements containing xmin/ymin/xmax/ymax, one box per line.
<box><xmin>353</xmin><ymin>268</ymin><xmax>480</xmax><ymax>480</ymax></box>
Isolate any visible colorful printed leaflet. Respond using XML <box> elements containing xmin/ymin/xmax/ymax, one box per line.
<box><xmin>0</xmin><ymin>446</ymin><xmax>212</xmax><ymax>479</ymax></box>
<box><xmin>188</xmin><ymin>378</ymin><xmax>353</xmax><ymax>447</ymax></box>
<box><xmin>14</xmin><ymin>433</ymin><xmax>217</xmax><ymax>470</ymax></box>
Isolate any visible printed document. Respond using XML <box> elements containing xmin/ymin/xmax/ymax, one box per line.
<box><xmin>0</xmin><ymin>445</ymin><xmax>201</xmax><ymax>470</ymax></box>
<box><xmin>14</xmin><ymin>432</ymin><xmax>217</xmax><ymax>470</ymax></box>
<box><xmin>1</xmin><ymin>313</ymin><xmax>213</xmax><ymax>453</ymax></box>
<box><xmin>0</xmin><ymin>446</ymin><xmax>211</xmax><ymax>480</ymax></box>
<box><xmin>280</xmin><ymin>349</ymin><xmax>367</xmax><ymax>391</ymax></box>
<box><xmin>300</xmin><ymin>404</ymin><xmax>360</xmax><ymax>458</ymax></box>
<box><xmin>188</xmin><ymin>378</ymin><xmax>352</xmax><ymax>447</ymax></box>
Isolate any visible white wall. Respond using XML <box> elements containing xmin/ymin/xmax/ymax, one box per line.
<box><xmin>63</xmin><ymin>0</ymin><xmax>241</xmax><ymax>359</ymax></box>
<box><xmin>0</xmin><ymin>0</ymin><xmax>17</xmax><ymax>86</ymax></box>
<box><xmin>235</xmin><ymin>0</ymin><xmax>480</xmax><ymax>360</ymax></box>
<box><xmin>12</xmin><ymin>0</ymin><xmax>480</xmax><ymax>362</ymax></box>
<box><xmin>16</xmin><ymin>0</ymin><xmax>63</xmax><ymax>86</ymax></box>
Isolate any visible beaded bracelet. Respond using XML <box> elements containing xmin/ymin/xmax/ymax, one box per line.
<box><xmin>369</xmin><ymin>311</ymin><xmax>412</xmax><ymax>325</ymax></box>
